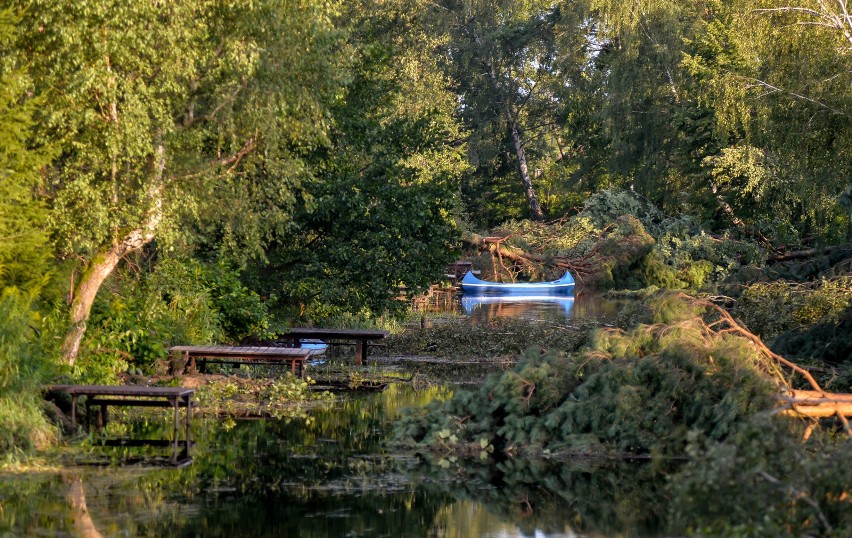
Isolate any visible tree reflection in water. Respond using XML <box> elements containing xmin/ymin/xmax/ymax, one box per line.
<box><xmin>4</xmin><ymin>384</ymin><xmax>739</xmax><ymax>537</ymax></box>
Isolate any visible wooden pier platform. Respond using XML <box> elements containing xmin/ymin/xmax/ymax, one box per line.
<box><xmin>169</xmin><ymin>345</ymin><xmax>322</xmax><ymax>375</ymax></box>
<box><xmin>278</xmin><ymin>328</ymin><xmax>389</xmax><ymax>365</ymax></box>
<box><xmin>48</xmin><ymin>384</ymin><xmax>195</xmax><ymax>465</ymax></box>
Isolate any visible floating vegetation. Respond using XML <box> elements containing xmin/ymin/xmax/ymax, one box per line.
<box><xmin>385</xmin><ymin>316</ymin><xmax>597</xmax><ymax>360</ymax></box>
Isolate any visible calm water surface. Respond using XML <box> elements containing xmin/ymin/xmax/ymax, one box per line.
<box><xmin>1</xmin><ymin>294</ymin><xmax>669</xmax><ymax>537</ymax></box>
<box><xmin>459</xmin><ymin>290</ymin><xmax>623</xmax><ymax>324</ymax></box>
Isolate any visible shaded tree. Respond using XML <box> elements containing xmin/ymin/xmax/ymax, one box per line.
<box><xmin>15</xmin><ymin>0</ymin><xmax>344</xmax><ymax>364</ymax></box>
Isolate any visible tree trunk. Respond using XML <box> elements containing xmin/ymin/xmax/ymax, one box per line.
<box><xmin>62</xmin><ymin>145</ymin><xmax>165</xmax><ymax>366</ymax></box>
<box><xmin>63</xmin><ymin>239</ymin><xmax>142</xmax><ymax>365</ymax></box>
<box><xmin>506</xmin><ymin>108</ymin><xmax>545</xmax><ymax>221</ymax></box>
<box><xmin>477</xmin><ymin>42</ymin><xmax>545</xmax><ymax>222</ymax></box>
<box><xmin>782</xmin><ymin>389</ymin><xmax>852</xmax><ymax>418</ymax></box>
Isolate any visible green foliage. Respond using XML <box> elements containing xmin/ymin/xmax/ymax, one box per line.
<box><xmin>18</xmin><ymin>0</ymin><xmax>346</xmax><ymax>257</ymax></box>
<box><xmin>0</xmin><ymin>11</ymin><xmax>57</xmax><ymax>461</ymax></box>
<box><xmin>0</xmin><ymin>289</ymin><xmax>57</xmax><ymax>460</ymax></box>
<box><xmin>251</xmin><ymin>0</ymin><xmax>466</xmax><ymax>321</ymax></box>
<box><xmin>732</xmin><ymin>277</ymin><xmax>852</xmax><ymax>376</ymax></box>
<box><xmin>733</xmin><ymin>278</ymin><xmax>852</xmax><ymax>343</ymax></box>
<box><xmin>432</xmin><ymin>0</ymin><xmax>591</xmax><ymax>224</ymax></box>
<box><xmin>671</xmin><ymin>417</ymin><xmax>852</xmax><ymax>536</ymax></box>
<box><xmin>391</xmin><ymin>292</ymin><xmax>779</xmax><ymax>459</ymax></box>
<box><xmin>0</xmin><ymin>9</ymin><xmax>54</xmax><ymax>293</ymax></box>
<box><xmin>580</xmin><ymin>190</ymin><xmax>668</xmax><ymax>233</ymax></box>
<box><xmin>77</xmin><ymin>257</ymin><xmax>270</xmax><ymax>380</ymax></box>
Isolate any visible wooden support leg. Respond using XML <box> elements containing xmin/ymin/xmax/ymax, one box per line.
<box><xmin>355</xmin><ymin>340</ymin><xmax>366</xmax><ymax>366</ymax></box>
<box><xmin>171</xmin><ymin>397</ymin><xmax>179</xmax><ymax>465</ymax></box>
<box><xmin>101</xmin><ymin>404</ymin><xmax>108</xmax><ymax>429</ymax></box>
<box><xmin>184</xmin><ymin>395</ymin><xmax>192</xmax><ymax>459</ymax></box>
<box><xmin>72</xmin><ymin>395</ymin><xmax>79</xmax><ymax>431</ymax></box>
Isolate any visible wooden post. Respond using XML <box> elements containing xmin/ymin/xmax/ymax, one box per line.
<box><xmin>184</xmin><ymin>395</ymin><xmax>191</xmax><ymax>459</ymax></box>
<box><xmin>355</xmin><ymin>339</ymin><xmax>366</xmax><ymax>366</ymax></box>
<box><xmin>71</xmin><ymin>395</ymin><xmax>78</xmax><ymax>430</ymax></box>
<box><xmin>171</xmin><ymin>397</ymin><xmax>179</xmax><ymax>465</ymax></box>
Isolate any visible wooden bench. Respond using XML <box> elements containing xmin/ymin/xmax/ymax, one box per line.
<box><xmin>47</xmin><ymin>384</ymin><xmax>194</xmax><ymax>465</ymax></box>
<box><xmin>279</xmin><ymin>328</ymin><xmax>389</xmax><ymax>365</ymax></box>
<box><xmin>169</xmin><ymin>345</ymin><xmax>322</xmax><ymax>376</ymax></box>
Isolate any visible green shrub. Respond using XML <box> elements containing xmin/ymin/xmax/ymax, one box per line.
<box><xmin>0</xmin><ymin>289</ymin><xmax>56</xmax><ymax>460</ymax></box>
<box><xmin>78</xmin><ymin>257</ymin><xmax>271</xmax><ymax>378</ymax></box>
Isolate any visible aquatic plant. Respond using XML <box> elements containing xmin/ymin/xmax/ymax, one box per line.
<box><xmin>187</xmin><ymin>374</ymin><xmax>334</xmax><ymax>420</ymax></box>
<box><xmin>385</xmin><ymin>316</ymin><xmax>596</xmax><ymax>360</ymax></box>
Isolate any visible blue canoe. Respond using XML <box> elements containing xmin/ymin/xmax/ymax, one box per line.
<box><xmin>461</xmin><ymin>271</ymin><xmax>575</xmax><ymax>295</ymax></box>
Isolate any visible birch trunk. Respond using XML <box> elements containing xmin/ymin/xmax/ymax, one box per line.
<box><xmin>62</xmin><ymin>145</ymin><xmax>165</xmax><ymax>366</ymax></box>
<box><xmin>505</xmin><ymin>108</ymin><xmax>545</xmax><ymax>221</ymax></box>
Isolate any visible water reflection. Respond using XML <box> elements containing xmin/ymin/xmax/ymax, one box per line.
<box><xmin>0</xmin><ymin>384</ymin><xmax>672</xmax><ymax>537</ymax></box>
<box><xmin>459</xmin><ymin>291</ymin><xmax>624</xmax><ymax>325</ymax></box>
<box><xmin>461</xmin><ymin>295</ymin><xmax>575</xmax><ymax>318</ymax></box>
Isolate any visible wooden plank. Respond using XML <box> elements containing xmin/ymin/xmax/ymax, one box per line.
<box><xmin>282</xmin><ymin>328</ymin><xmax>389</xmax><ymax>339</ymax></box>
<box><xmin>168</xmin><ymin>345</ymin><xmax>319</xmax><ymax>359</ymax></box>
<box><xmin>48</xmin><ymin>384</ymin><xmax>194</xmax><ymax>398</ymax></box>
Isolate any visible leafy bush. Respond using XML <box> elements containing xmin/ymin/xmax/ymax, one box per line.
<box><xmin>79</xmin><ymin>257</ymin><xmax>270</xmax><ymax>378</ymax></box>
<box><xmin>0</xmin><ymin>290</ymin><xmax>56</xmax><ymax>460</ymax></box>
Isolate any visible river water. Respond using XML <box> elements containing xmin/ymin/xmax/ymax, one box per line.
<box><xmin>1</xmin><ymin>294</ymin><xmax>672</xmax><ymax>537</ymax></box>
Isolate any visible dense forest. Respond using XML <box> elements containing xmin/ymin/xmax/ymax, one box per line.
<box><xmin>2</xmin><ymin>0</ymin><xmax>852</xmax><ymax>460</ymax></box>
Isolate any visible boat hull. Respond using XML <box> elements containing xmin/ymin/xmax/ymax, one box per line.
<box><xmin>460</xmin><ymin>271</ymin><xmax>575</xmax><ymax>295</ymax></box>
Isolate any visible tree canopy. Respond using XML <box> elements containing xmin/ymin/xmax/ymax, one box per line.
<box><xmin>1</xmin><ymin>0</ymin><xmax>851</xmax><ymax>378</ymax></box>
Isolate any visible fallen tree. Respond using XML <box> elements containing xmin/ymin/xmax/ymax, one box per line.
<box><xmin>462</xmin><ymin>215</ymin><xmax>655</xmax><ymax>288</ymax></box>
<box><xmin>392</xmin><ymin>291</ymin><xmax>851</xmax><ymax>464</ymax></box>
<box><xmin>690</xmin><ymin>293</ymin><xmax>852</xmax><ymax>434</ymax></box>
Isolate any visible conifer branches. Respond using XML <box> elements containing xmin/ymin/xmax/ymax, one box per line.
<box><xmin>680</xmin><ymin>292</ymin><xmax>852</xmax><ymax>433</ymax></box>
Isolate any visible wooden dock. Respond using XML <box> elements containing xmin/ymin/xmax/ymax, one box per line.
<box><xmin>169</xmin><ymin>345</ymin><xmax>322</xmax><ymax>375</ymax></box>
<box><xmin>48</xmin><ymin>384</ymin><xmax>195</xmax><ymax>465</ymax></box>
<box><xmin>278</xmin><ymin>328</ymin><xmax>389</xmax><ymax>365</ymax></box>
